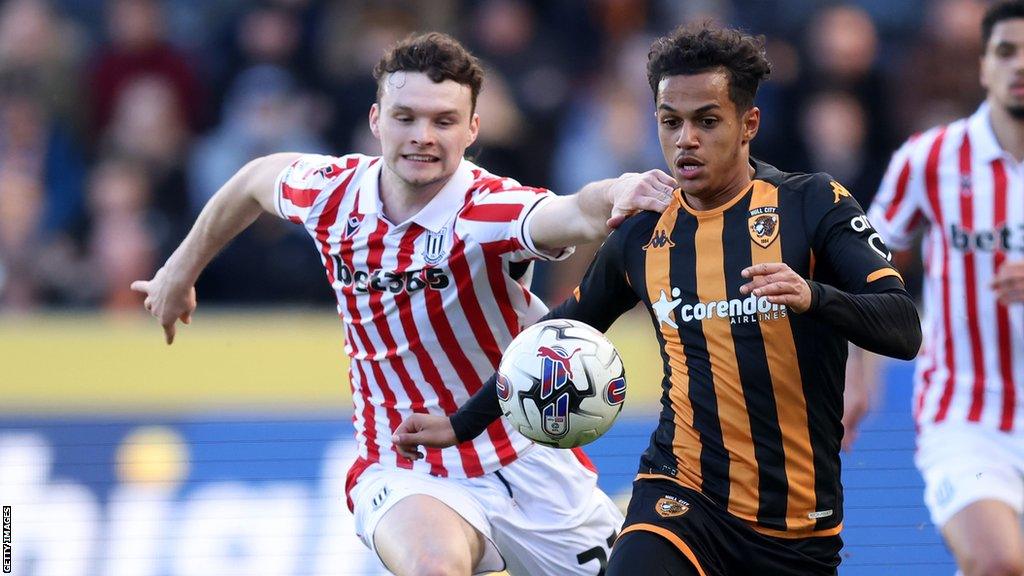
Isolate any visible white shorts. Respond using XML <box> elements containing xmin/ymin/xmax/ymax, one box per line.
<box><xmin>916</xmin><ymin>423</ymin><xmax>1024</xmax><ymax>528</ymax></box>
<box><xmin>348</xmin><ymin>445</ymin><xmax>624</xmax><ymax>575</ymax></box>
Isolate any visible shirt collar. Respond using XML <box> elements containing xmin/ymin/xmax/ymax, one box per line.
<box><xmin>356</xmin><ymin>157</ymin><xmax>475</xmax><ymax>232</ymax></box>
<box><xmin>967</xmin><ymin>102</ymin><xmax>1005</xmax><ymax>164</ymax></box>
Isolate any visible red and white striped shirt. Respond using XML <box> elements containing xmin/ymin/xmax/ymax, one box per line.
<box><xmin>869</xmin><ymin>104</ymin><xmax>1024</xmax><ymax>432</ymax></box>
<box><xmin>275</xmin><ymin>153</ymin><xmax>571</xmax><ymax>477</ymax></box>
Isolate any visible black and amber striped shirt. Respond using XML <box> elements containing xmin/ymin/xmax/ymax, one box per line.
<box><xmin>558</xmin><ymin>160</ymin><xmax>909</xmax><ymax>538</ymax></box>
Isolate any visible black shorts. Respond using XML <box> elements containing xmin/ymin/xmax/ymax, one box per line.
<box><xmin>616</xmin><ymin>478</ymin><xmax>842</xmax><ymax>576</ymax></box>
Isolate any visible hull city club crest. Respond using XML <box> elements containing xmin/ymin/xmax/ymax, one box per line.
<box><xmin>422</xmin><ymin>228</ymin><xmax>448</xmax><ymax>265</ymax></box>
<box><xmin>655</xmin><ymin>496</ymin><xmax>690</xmax><ymax>518</ymax></box>
<box><xmin>748</xmin><ymin>206</ymin><xmax>779</xmax><ymax>248</ymax></box>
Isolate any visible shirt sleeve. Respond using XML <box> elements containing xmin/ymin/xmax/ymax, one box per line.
<box><xmin>803</xmin><ymin>173</ymin><xmax>905</xmax><ymax>296</ymax></box>
<box><xmin>274</xmin><ymin>154</ymin><xmax>353</xmax><ymax>226</ymax></box>
<box><xmin>867</xmin><ymin>135</ymin><xmax>929</xmax><ymax>251</ymax></box>
<box><xmin>461</xmin><ymin>178</ymin><xmax>575</xmax><ymax>263</ymax></box>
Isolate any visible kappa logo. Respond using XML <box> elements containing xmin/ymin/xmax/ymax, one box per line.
<box><xmin>748</xmin><ymin>206</ymin><xmax>779</xmax><ymax>248</ymax></box>
<box><xmin>643</xmin><ymin>229</ymin><xmax>675</xmax><ymax>250</ymax></box>
<box><xmin>655</xmin><ymin>496</ymin><xmax>690</xmax><ymax>518</ymax></box>
<box><xmin>830</xmin><ymin>180</ymin><xmax>852</xmax><ymax>204</ymax></box>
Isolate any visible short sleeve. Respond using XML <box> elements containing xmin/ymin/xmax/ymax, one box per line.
<box><xmin>274</xmin><ymin>154</ymin><xmax>353</xmax><ymax>225</ymax></box>
<box><xmin>868</xmin><ymin>135</ymin><xmax>929</xmax><ymax>251</ymax></box>
<box><xmin>803</xmin><ymin>174</ymin><xmax>904</xmax><ymax>295</ymax></box>
<box><xmin>460</xmin><ymin>178</ymin><xmax>575</xmax><ymax>263</ymax></box>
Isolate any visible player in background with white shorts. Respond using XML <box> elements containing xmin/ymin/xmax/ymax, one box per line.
<box><xmin>131</xmin><ymin>33</ymin><xmax>677</xmax><ymax>576</ymax></box>
<box><xmin>845</xmin><ymin>3</ymin><xmax>1024</xmax><ymax>575</ymax></box>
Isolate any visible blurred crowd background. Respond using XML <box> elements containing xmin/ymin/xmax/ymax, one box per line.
<box><xmin>0</xmin><ymin>0</ymin><xmax>985</xmax><ymax>312</ymax></box>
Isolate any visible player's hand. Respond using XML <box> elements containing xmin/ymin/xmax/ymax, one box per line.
<box><xmin>842</xmin><ymin>359</ymin><xmax>870</xmax><ymax>452</ymax></box>
<box><xmin>991</xmin><ymin>261</ymin><xmax>1024</xmax><ymax>304</ymax></box>
<box><xmin>739</xmin><ymin>262</ymin><xmax>812</xmax><ymax>313</ymax></box>
<box><xmin>392</xmin><ymin>414</ymin><xmax>458</xmax><ymax>460</ymax></box>
<box><xmin>605</xmin><ymin>169</ymin><xmax>677</xmax><ymax>228</ymax></box>
<box><xmin>130</xmin><ymin>267</ymin><xmax>197</xmax><ymax>345</ymax></box>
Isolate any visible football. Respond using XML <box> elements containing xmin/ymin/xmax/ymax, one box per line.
<box><xmin>497</xmin><ymin>319</ymin><xmax>626</xmax><ymax>448</ymax></box>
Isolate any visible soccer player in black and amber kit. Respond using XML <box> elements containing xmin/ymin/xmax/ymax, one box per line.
<box><xmin>395</xmin><ymin>23</ymin><xmax>922</xmax><ymax>576</ymax></box>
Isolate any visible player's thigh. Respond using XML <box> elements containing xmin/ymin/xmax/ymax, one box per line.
<box><xmin>943</xmin><ymin>500</ymin><xmax>1024</xmax><ymax>576</ymax></box>
<box><xmin>916</xmin><ymin>424</ymin><xmax>1024</xmax><ymax>528</ymax></box>
<box><xmin>375</xmin><ymin>494</ymin><xmax>486</xmax><ymax>576</ymax></box>
<box><xmin>489</xmin><ymin>447</ymin><xmax>624</xmax><ymax>575</ymax></box>
<box><xmin>607</xmin><ymin>531</ymin><xmax>701</xmax><ymax>576</ymax></box>
<box><xmin>350</xmin><ymin>465</ymin><xmax>503</xmax><ymax>575</ymax></box>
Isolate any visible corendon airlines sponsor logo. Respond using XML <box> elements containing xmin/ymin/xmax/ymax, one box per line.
<box><xmin>950</xmin><ymin>223</ymin><xmax>1024</xmax><ymax>252</ymax></box>
<box><xmin>653</xmin><ymin>289</ymin><xmax>787</xmax><ymax>327</ymax></box>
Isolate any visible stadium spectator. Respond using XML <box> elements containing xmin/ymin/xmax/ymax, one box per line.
<box><xmin>85</xmin><ymin>156</ymin><xmax>156</xmax><ymax>311</ymax></box>
<box><xmin>88</xmin><ymin>0</ymin><xmax>205</xmax><ymax>137</ymax></box>
<box><xmin>848</xmin><ymin>2</ymin><xmax>1024</xmax><ymax>575</ymax></box>
<box><xmin>131</xmin><ymin>32</ymin><xmax>675</xmax><ymax>575</ymax></box>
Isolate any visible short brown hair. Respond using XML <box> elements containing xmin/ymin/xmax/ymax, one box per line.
<box><xmin>647</xmin><ymin>23</ymin><xmax>771</xmax><ymax>111</ymax></box>
<box><xmin>983</xmin><ymin>1</ymin><xmax>1024</xmax><ymax>52</ymax></box>
<box><xmin>373</xmin><ymin>32</ymin><xmax>484</xmax><ymax>112</ymax></box>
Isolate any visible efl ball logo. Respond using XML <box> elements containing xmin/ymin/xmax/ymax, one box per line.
<box><xmin>605</xmin><ymin>377</ymin><xmax>626</xmax><ymax>405</ymax></box>
<box><xmin>496</xmin><ymin>373</ymin><xmax>512</xmax><ymax>402</ymax></box>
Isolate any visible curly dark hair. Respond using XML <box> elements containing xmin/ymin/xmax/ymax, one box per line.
<box><xmin>647</xmin><ymin>23</ymin><xmax>771</xmax><ymax>111</ymax></box>
<box><xmin>373</xmin><ymin>32</ymin><xmax>484</xmax><ymax>112</ymax></box>
<box><xmin>983</xmin><ymin>1</ymin><xmax>1024</xmax><ymax>52</ymax></box>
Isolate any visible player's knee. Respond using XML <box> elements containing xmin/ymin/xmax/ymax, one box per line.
<box><xmin>961</xmin><ymin>550</ymin><xmax>1024</xmax><ymax>576</ymax></box>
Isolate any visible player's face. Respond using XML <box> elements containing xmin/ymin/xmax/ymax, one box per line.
<box><xmin>982</xmin><ymin>18</ymin><xmax>1024</xmax><ymax>119</ymax></box>
<box><xmin>370</xmin><ymin>72</ymin><xmax>479</xmax><ymax>196</ymax></box>
<box><xmin>655</xmin><ymin>70</ymin><xmax>759</xmax><ymax>209</ymax></box>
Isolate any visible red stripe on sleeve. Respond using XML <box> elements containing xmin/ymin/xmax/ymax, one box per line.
<box><xmin>460</xmin><ymin>203</ymin><xmax>525</xmax><ymax>223</ymax></box>
<box><xmin>282</xmin><ymin>183</ymin><xmax>323</xmax><ymax>208</ymax></box>
<box><xmin>885</xmin><ymin>158</ymin><xmax>913</xmax><ymax>221</ymax></box>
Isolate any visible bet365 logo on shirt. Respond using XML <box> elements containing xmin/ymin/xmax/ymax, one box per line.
<box><xmin>329</xmin><ymin>255</ymin><xmax>450</xmax><ymax>294</ymax></box>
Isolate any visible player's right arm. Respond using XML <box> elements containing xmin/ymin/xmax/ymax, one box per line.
<box><xmin>131</xmin><ymin>153</ymin><xmax>302</xmax><ymax>344</ymax></box>
<box><xmin>393</xmin><ymin>225</ymin><xmax>640</xmax><ymax>459</ymax></box>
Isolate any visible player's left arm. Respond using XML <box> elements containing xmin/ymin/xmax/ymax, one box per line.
<box><xmin>740</xmin><ymin>176</ymin><xmax>921</xmax><ymax>360</ymax></box>
<box><xmin>529</xmin><ymin>169</ymin><xmax>676</xmax><ymax>250</ymax></box>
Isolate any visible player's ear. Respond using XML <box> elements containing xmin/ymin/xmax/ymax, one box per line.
<box><xmin>467</xmin><ymin>112</ymin><xmax>480</xmax><ymax>147</ymax></box>
<box><xmin>741</xmin><ymin>106</ymin><xmax>760</xmax><ymax>145</ymax></box>
<box><xmin>369</xmin><ymin>103</ymin><xmax>381</xmax><ymax>139</ymax></box>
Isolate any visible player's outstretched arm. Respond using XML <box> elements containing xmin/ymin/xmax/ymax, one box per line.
<box><xmin>130</xmin><ymin>153</ymin><xmax>301</xmax><ymax>344</ymax></box>
<box><xmin>530</xmin><ymin>169</ymin><xmax>677</xmax><ymax>251</ymax></box>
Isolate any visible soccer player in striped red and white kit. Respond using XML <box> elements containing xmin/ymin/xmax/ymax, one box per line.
<box><xmin>131</xmin><ymin>33</ymin><xmax>677</xmax><ymax>576</ymax></box>
<box><xmin>848</xmin><ymin>3</ymin><xmax>1024</xmax><ymax>575</ymax></box>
